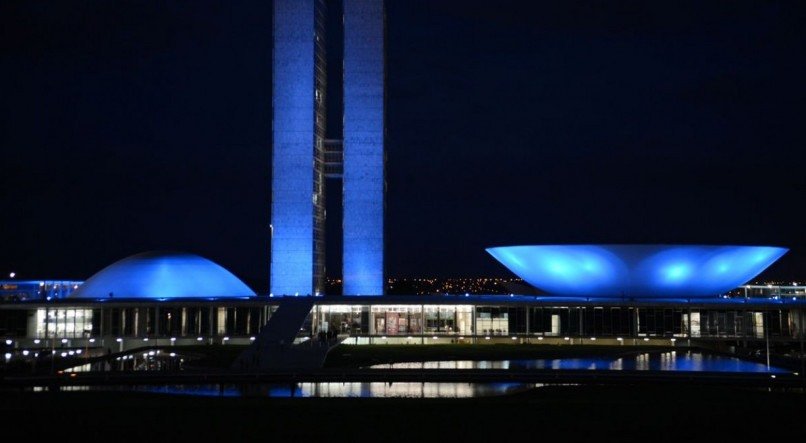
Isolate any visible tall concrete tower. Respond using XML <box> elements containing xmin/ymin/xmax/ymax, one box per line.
<box><xmin>342</xmin><ymin>0</ymin><xmax>385</xmax><ymax>296</ymax></box>
<box><xmin>270</xmin><ymin>0</ymin><xmax>327</xmax><ymax>296</ymax></box>
<box><xmin>270</xmin><ymin>0</ymin><xmax>384</xmax><ymax>296</ymax></box>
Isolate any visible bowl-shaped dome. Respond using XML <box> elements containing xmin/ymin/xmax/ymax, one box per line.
<box><xmin>70</xmin><ymin>251</ymin><xmax>255</xmax><ymax>299</ymax></box>
<box><xmin>486</xmin><ymin>245</ymin><xmax>788</xmax><ymax>298</ymax></box>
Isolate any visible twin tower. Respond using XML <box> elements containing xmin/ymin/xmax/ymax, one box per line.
<box><xmin>270</xmin><ymin>0</ymin><xmax>384</xmax><ymax>296</ymax></box>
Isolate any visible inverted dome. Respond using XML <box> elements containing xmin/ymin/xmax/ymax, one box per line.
<box><xmin>486</xmin><ymin>245</ymin><xmax>788</xmax><ymax>298</ymax></box>
<box><xmin>71</xmin><ymin>251</ymin><xmax>255</xmax><ymax>299</ymax></box>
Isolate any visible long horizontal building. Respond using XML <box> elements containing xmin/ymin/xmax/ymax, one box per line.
<box><xmin>1</xmin><ymin>249</ymin><xmax>804</xmax><ymax>353</ymax></box>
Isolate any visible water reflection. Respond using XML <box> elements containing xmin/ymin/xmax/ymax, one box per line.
<box><xmin>369</xmin><ymin>351</ymin><xmax>786</xmax><ymax>373</ymax></box>
<box><xmin>134</xmin><ymin>382</ymin><xmax>536</xmax><ymax>398</ymax></box>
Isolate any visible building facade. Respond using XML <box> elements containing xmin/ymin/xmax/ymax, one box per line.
<box><xmin>271</xmin><ymin>0</ymin><xmax>385</xmax><ymax>296</ymax></box>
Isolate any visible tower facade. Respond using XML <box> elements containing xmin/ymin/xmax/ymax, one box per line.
<box><xmin>271</xmin><ymin>0</ymin><xmax>384</xmax><ymax>296</ymax></box>
<box><xmin>270</xmin><ymin>0</ymin><xmax>327</xmax><ymax>296</ymax></box>
<box><xmin>342</xmin><ymin>0</ymin><xmax>385</xmax><ymax>295</ymax></box>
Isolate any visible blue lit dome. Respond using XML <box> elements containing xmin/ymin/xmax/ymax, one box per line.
<box><xmin>486</xmin><ymin>245</ymin><xmax>788</xmax><ymax>298</ymax></box>
<box><xmin>70</xmin><ymin>251</ymin><xmax>255</xmax><ymax>299</ymax></box>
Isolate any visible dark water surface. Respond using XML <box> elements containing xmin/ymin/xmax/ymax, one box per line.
<box><xmin>368</xmin><ymin>351</ymin><xmax>787</xmax><ymax>373</ymax></box>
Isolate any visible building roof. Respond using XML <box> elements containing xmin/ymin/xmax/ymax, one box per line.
<box><xmin>487</xmin><ymin>244</ymin><xmax>788</xmax><ymax>298</ymax></box>
<box><xmin>70</xmin><ymin>251</ymin><xmax>255</xmax><ymax>299</ymax></box>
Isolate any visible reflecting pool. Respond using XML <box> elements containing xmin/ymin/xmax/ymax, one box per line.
<box><xmin>368</xmin><ymin>351</ymin><xmax>786</xmax><ymax>373</ymax></box>
<box><xmin>128</xmin><ymin>382</ymin><xmax>536</xmax><ymax>398</ymax></box>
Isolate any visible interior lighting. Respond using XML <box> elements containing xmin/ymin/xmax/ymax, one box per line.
<box><xmin>22</xmin><ymin>350</ymin><xmax>29</xmax><ymax>356</ymax></box>
<box><xmin>197</xmin><ymin>337</ymin><xmax>203</xmax><ymax>341</ymax></box>
<box><xmin>116</xmin><ymin>338</ymin><xmax>122</xmax><ymax>343</ymax></box>
<box><xmin>170</xmin><ymin>337</ymin><xmax>176</xmax><ymax>342</ymax></box>
<box><xmin>89</xmin><ymin>338</ymin><xmax>95</xmax><ymax>343</ymax></box>
<box><xmin>537</xmin><ymin>337</ymin><xmax>544</xmax><ymax>340</ymax></box>
<box><xmin>61</xmin><ymin>339</ymin><xmax>67</xmax><ymax>344</ymax></box>
<box><xmin>249</xmin><ymin>337</ymin><xmax>256</xmax><ymax>341</ymax></box>
<box><xmin>142</xmin><ymin>337</ymin><xmax>149</xmax><ymax>342</ymax></box>
<box><xmin>643</xmin><ymin>337</ymin><xmax>650</xmax><ymax>341</ymax></box>
<box><xmin>617</xmin><ymin>337</ymin><xmax>623</xmax><ymax>341</ymax></box>
<box><xmin>4</xmin><ymin>339</ymin><xmax>11</xmax><ymax>345</ymax></box>
<box><xmin>34</xmin><ymin>339</ymin><xmax>41</xmax><ymax>344</ymax></box>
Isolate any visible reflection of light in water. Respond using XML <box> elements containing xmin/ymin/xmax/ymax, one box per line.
<box><xmin>376</xmin><ymin>360</ymin><xmax>510</xmax><ymax>370</ymax></box>
<box><xmin>609</xmin><ymin>358</ymin><xmax>623</xmax><ymax>370</ymax></box>
<box><xmin>291</xmin><ymin>382</ymin><xmax>531</xmax><ymax>398</ymax></box>
<box><xmin>635</xmin><ymin>353</ymin><xmax>649</xmax><ymax>371</ymax></box>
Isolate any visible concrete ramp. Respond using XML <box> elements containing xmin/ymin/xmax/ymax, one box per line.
<box><xmin>232</xmin><ymin>297</ymin><xmax>333</xmax><ymax>371</ymax></box>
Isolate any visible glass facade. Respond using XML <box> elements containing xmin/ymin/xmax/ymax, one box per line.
<box><xmin>1</xmin><ymin>301</ymin><xmax>801</xmax><ymax>342</ymax></box>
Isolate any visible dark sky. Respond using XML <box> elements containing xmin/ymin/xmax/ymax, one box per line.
<box><xmin>2</xmin><ymin>0</ymin><xmax>805</xmax><ymax>290</ymax></box>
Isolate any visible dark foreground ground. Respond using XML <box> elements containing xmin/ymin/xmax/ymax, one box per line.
<box><xmin>3</xmin><ymin>385</ymin><xmax>805</xmax><ymax>442</ymax></box>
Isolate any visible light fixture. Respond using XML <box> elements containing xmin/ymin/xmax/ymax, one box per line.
<box><xmin>537</xmin><ymin>336</ymin><xmax>544</xmax><ymax>340</ymax></box>
<box><xmin>116</xmin><ymin>338</ymin><xmax>122</xmax><ymax>343</ymax></box>
<box><xmin>89</xmin><ymin>338</ymin><xmax>95</xmax><ymax>343</ymax></box>
<box><xmin>22</xmin><ymin>350</ymin><xmax>29</xmax><ymax>356</ymax></box>
<box><xmin>643</xmin><ymin>337</ymin><xmax>650</xmax><ymax>341</ymax></box>
<box><xmin>4</xmin><ymin>339</ymin><xmax>11</xmax><ymax>345</ymax></box>
<box><xmin>170</xmin><ymin>337</ymin><xmax>176</xmax><ymax>342</ymax></box>
<box><xmin>34</xmin><ymin>339</ymin><xmax>41</xmax><ymax>344</ymax></box>
<box><xmin>61</xmin><ymin>338</ymin><xmax>67</xmax><ymax>344</ymax></box>
<box><xmin>197</xmin><ymin>337</ymin><xmax>203</xmax><ymax>341</ymax></box>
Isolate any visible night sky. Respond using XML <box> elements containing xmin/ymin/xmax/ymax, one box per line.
<box><xmin>2</xmin><ymin>0</ymin><xmax>805</xmax><ymax>290</ymax></box>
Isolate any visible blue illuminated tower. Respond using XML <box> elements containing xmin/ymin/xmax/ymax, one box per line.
<box><xmin>271</xmin><ymin>0</ymin><xmax>327</xmax><ymax>296</ymax></box>
<box><xmin>271</xmin><ymin>0</ymin><xmax>384</xmax><ymax>296</ymax></box>
<box><xmin>342</xmin><ymin>0</ymin><xmax>385</xmax><ymax>296</ymax></box>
